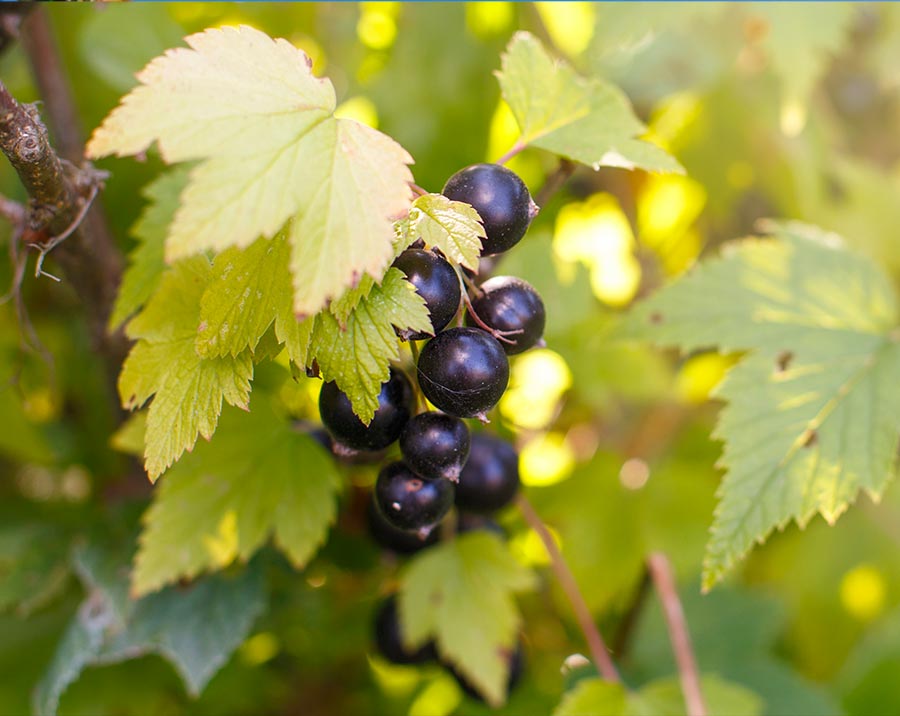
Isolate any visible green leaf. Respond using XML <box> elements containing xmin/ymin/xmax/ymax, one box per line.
<box><xmin>110</xmin><ymin>167</ymin><xmax>190</xmax><ymax>330</ymax></box>
<box><xmin>34</xmin><ymin>542</ymin><xmax>265</xmax><ymax>716</ymax></box>
<box><xmin>408</xmin><ymin>193</ymin><xmax>484</xmax><ymax>270</ymax></box>
<box><xmin>133</xmin><ymin>393</ymin><xmax>340</xmax><ymax>596</ymax></box>
<box><xmin>79</xmin><ymin>4</ymin><xmax>185</xmax><ymax>92</ymax></box>
<box><xmin>0</xmin><ymin>524</ymin><xmax>69</xmax><ymax>617</ymax></box>
<box><xmin>399</xmin><ymin>532</ymin><xmax>534</xmax><ymax>707</ymax></box>
<box><xmin>553</xmin><ymin>679</ymin><xmax>628</xmax><ymax>716</ymax></box>
<box><xmin>750</xmin><ymin>3</ymin><xmax>855</xmax><ymax>133</ymax></box>
<box><xmin>87</xmin><ymin>25</ymin><xmax>414</xmax><ymax>318</ymax></box>
<box><xmin>309</xmin><ymin>267</ymin><xmax>430</xmax><ymax>422</ymax></box>
<box><xmin>620</xmin><ymin>222</ymin><xmax>900</xmax><ymax>589</ymax></box>
<box><xmin>497</xmin><ymin>32</ymin><xmax>682</xmax><ymax>173</ymax></box>
<box><xmin>120</xmin><ymin>257</ymin><xmax>254</xmax><ymax>480</ymax></box>
<box><xmin>553</xmin><ymin>675</ymin><xmax>762</xmax><ymax>716</ymax></box>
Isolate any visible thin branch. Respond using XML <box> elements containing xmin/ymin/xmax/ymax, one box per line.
<box><xmin>495</xmin><ymin>140</ymin><xmax>527</xmax><ymax>166</ymax></box>
<box><xmin>16</xmin><ymin>8</ymin><xmax>128</xmax><ymax>383</ymax></box>
<box><xmin>612</xmin><ymin>566</ymin><xmax>651</xmax><ymax>658</ymax></box>
<box><xmin>647</xmin><ymin>553</ymin><xmax>707</xmax><ymax>716</ymax></box>
<box><xmin>516</xmin><ymin>493</ymin><xmax>620</xmax><ymax>682</ymax></box>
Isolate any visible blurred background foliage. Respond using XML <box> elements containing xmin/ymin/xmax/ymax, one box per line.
<box><xmin>2</xmin><ymin>3</ymin><xmax>900</xmax><ymax>715</ymax></box>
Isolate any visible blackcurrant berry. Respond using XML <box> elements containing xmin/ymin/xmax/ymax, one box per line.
<box><xmin>466</xmin><ymin>276</ymin><xmax>546</xmax><ymax>355</ymax></box>
<box><xmin>442</xmin><ymin>164</ymin><xmax>537</xmax><ymax>255</ymax></box>
<box><xmin>393</xmin><ymin>249</ymin><xmax>461</xmax><ymax>340</ymax></box>
<box><xmin>367</xmin><ymin>498</ymin><xmax>439</xmax><ymax>555</ymax></box>
<box><xmin>374</xmin><ymin>595</ymin><xmax>436</xmax><ymax>665</ymax></box>
<box><xmin>446</xmin><ymin>640</ymin><xmax>525</xmax><ymax>702</ymax></box>
<box><xmin>318</xmin><ymin>369</ymin><xmax>413</xmax><ymax>451</ymax></box>
<box><xmin>455</xmin><ymin>433</ymin><xmax>520</xmax><ymax>513</ymax></box>
<box><xmin>375</xmin><ymin>461</ymin><xmax>454</xmax><ymax>531</ymax></box>
<box><xmin>400</xmin><ymin>412</ymin><xmax>471</xmax><ymax>481</ymax></box>
<box><xmin>416</xmin><ymin>327</ymin><xmax>509</xmax><ymax>419</ymax></box>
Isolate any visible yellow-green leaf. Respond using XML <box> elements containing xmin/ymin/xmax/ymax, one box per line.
<box><xmin>408</xmin><ymin>193</ymin><xmax>485</xmax><ymax>270</ymax></box>
<box><xmin>87</xmin><ymin>25</ymin><xmax>414</xmax><ymax>318</ymax></box>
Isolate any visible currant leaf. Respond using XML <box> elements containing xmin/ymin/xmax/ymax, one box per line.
<box><xmin>87</xmin><ymin>25</ymin><xmax>414</xmax><ymax>318</ymax></box>
<box><xmin>399</xmin><ymin>532</ymin><xmax>534</xmax><ymax>707</ymax></box>
<box><xmin>133</xmin><ymin>393</ymin><xmax>340</xmax><ymax>595</ymax></box>
<box><xmin>119</xmin><ymin>257</ymin><xmax>253</xmax><ymax>481</ymax></box>
<box><xmin>310</xmin><ymin>267</ymin><xmax>431</xmax><ymax>422</ymax></box>
<box><xmin>620</xmin><ymin>222</ymin><xmax>900</xmax><ymax>590</ymax></box>
<box><xmin>497</xmin><ymin>32</ymin><xmax>682</xmax><ymax>173</ymax></box>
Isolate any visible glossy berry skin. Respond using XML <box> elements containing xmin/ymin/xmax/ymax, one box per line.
<box><xmin>447</xmin><ymin>640</ymin><xmax>524</xmax><ymax>702</ymax></box>
<box><xmin>455</xmin><ymin>433</ymin><xmax>520</xmax><ymax>513</ymax></box>
<box><xmin>393</xmin><ymin>249</ymin><xmax>461</xmax><ymax>340</ymax></box>
<box><xmin>466</xmin><ymin>276</ymin><xmax>546</xmax><ymax>355</ymax></box>
<box><xmin>319</xmin><ymin>369</ymin><xmax>413</xmax><ymax>451</ymax></box>
<box><xmin>367</xmin><ymin>499</ymin><xmax>439</xmax><ymax>555</ymax></box>
<box><xmin>375</xmin><ymin>461</ymin><xmax>455</xmax><ymax>531</ymax></box>
<box><xmin>400</xmin><ymin>412</ymin><xmax>471</xmax><ymax>481</ymax></box>
<box><xmin>416</xmin><ymin>327</ymin><xmax>509</xmax><ymax>419</ymax></box>
<box><xmin>374</xmin><ymin>595</ymin><xmax>436</xmax><ymax>665</ymax></box>
<box><xmin>442</xmin><ymin>164</ymin><xmax>536</xmax><ymax>255</ymax></box>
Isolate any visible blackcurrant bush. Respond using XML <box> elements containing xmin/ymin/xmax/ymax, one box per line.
<box><xmin>318</xmin><ymin>369</ymin><xmax>413</xmax><ymax>451</ymax></box>
<box><xmin>375</xmin><ymin>461</ymin><xmax>454</xmax><ymax>531</ymax></box>
<box><xmin>466</xmin><ymin>276</ymin><xmax>545</xmax><ymax>355</ymax></box>
<box><xmin>446</xmin><ymin>640</ymin><xmax>525</xmax><ymax>702</ymax></box>
<box><xmin>393</xmin><ymin>249</ymin><xmax>461</xmax><ymax>340</ymax></box>
<box><xmin>455</xmin><ymin>433</ymin><xmax>520</xmax><ymax>513</ymax></box>
<box><xmin>374</xmin><ymin>595</ymin><xmax>436</xmax><ymax>665</ymax></box>
<box><xmin>367</xmin><ymin>498</ymin><xmax>439</xmax><ymax>555</ymax></box>
<box><xmin>416</xmin><ymin>327</ymin><xmax>509</xmax><ymax>419</ymax></box>
<box><xmin>442</xmin><ymin>164</ymin><xmax>537</xmax><ymax>255</ymax></box>
<box><xmin>400</xmin><ymin>411</ymin><xmax>471</xmax><ymax>481</ymax></box>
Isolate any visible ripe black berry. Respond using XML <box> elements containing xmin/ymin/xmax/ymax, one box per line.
<box><xmin>446</xmin><ymin>640</ymin><xmax>525</xmax><ymax>702</ymax></box>
<box><xmin>319</xmin><ymin>369</ymin><xmax>414</xmax><ymax>451</ymax></box>
<box><xmin>375</xmin><ymin>461</ymin><xmax>454</xmax><ymax>531</ymax></box>
<box><xmin>416</xmin><ymin>327</ymin><xmax>509</xmax><ymax>419</ymax></box>
<box><xmin>367</xmin><ymin>498</ymin><xmax>439</xmax><ymax>555</ymax></box>
<box><xmin>442</xmin><ymin>164</ymin><xmax>537</xmax><ymax>255</ymax></box>
<box><xmin>400</xmin><ymin>412</ymin><xmax>471</xmax><ymax>481</ymax></box>
<box><xmin>393</xmin><ymin>249</ymin><xmax>462</xmax><ymax>340</ymax></box>
<box><xmin>374</xmin><ymin>595</ymin><xmax>436</xmax><ymax>665</ymax></box>
<box><xmin>455</xmin><ymin>433</ymin><xmax>520</xmax><ymax>513</ymax></box>
<box><xmin>466</xmin><ymin>276</ymin><xmax>545</xmax><ymax>355</ymax></box>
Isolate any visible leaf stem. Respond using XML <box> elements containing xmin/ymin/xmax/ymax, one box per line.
<box><xmin>409</xmin><ymin>182</ymin><xmax>428</xmax><ymax>197</ymax></box>
<box><xmin>495</xmin><ymin>140</ymin><xmax>527</xmax><ymax>166</ymax></box>
<box><xmin>516</xmin><ymin>493</ymin><xmax>620</xmax><ymax>682</ymax></box>
<box><xmin>646</xmin><ymin>552</ymin><xmax>707</xmax><ymax>716</ymax></box>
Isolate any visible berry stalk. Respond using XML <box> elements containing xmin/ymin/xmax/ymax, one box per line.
<box><xmin>515</xmin><ymin>493</ymin><xmax>620</xmax><ymax>683</ymax></box>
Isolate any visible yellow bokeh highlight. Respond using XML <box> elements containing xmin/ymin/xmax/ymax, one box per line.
<box><xmin>408</xmin><ymin>673</ymin><xmax>463</xmax><ymax>716</ymax></box>
<box><xmin>335</xmin><ymin>96</ymin><xmax>380</xmax><ymax>129</ymax></box>
<box><xmin>510</xmin><ymin>524</ymin><xmax>561</xmax><ymax>566</ymax></box>
<box><xmin>466</xmin><ymin>2</ymin><xmax>514</xmax><ymax>38</ymax></box>
<box><xmin>675</xmin><ymin>352</ymin><xmax>735</xmax><ymax>404</ymax></box>
<box><xmin>520</xmin><ymin>432</ymin><xmax>576</xmax><ymax>486</ymax></box>
<box><xmin>840</xmin><ymin>565</ymin><xmax>887</xmax><ymax>621</ymax></box>
<box><xmin>23</xmin><ymin>386</ymin><xmax>59</xmax><ymax>423</ymax></box>
<box><xmin>358</xmin><ymin>2</ymin><xmax>400</xmax><ymax>51</ymax></box>
<box><xmin>369</xmin><ymin>654</ymin><xmax>421</xmax><ymax>696</ymax></box>
<box><xmin>535</xmin><ymin>2</ymin><xmax>595</xmax><ymax>56</ymax></box>
<box><xmin>638</xmin><ymin>174</ymin><xmax>706</xmax><ymax>276</ymax></box>
<box><xmin>553</xmin><ymin>194</ymin><xmax>641</xmax><ymax>306</ymax></box>
<box><xmin>203</xmin><ymin>510</ymin><xmax>238</xmax><ymax>567</ymax></box>
<box><xmin>240</xmin><ymin>632</ymin><xmax>280</xmax><ymax>665</ymax></box>
<box><xmin>646</xmin><ymin>92</ymin><xmax>702</xmax><ymax>152</ymax></box>
<box><xmin>500</xmin><ymin>349</ymin><xmax>572</xmax><ymax>430</ymax></box>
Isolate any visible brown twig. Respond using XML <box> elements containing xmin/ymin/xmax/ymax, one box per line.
<box><xmin>647</xmin><ymin>552</ymin><xmax>707</xmax><ymax>716</ymax></box>
<box><xmin>516</xmin><ymin>493</ymin><xmax>620</xmax><ymax>682</ymax></box>
<box><xmin>15</xmin><ymin>8</ymin><xmax>128</xmax><ymax>384</ymax></box>
<box><xmin>535</xmin><ymin>158</ymin><xmax>576</xmax><ymax>207</ymax></box>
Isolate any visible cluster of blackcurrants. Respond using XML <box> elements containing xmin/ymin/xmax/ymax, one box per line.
<box><xmin>317</xmin><ymin>164</ymin><xmax>543</xmax><ymax>703</ymax></box>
